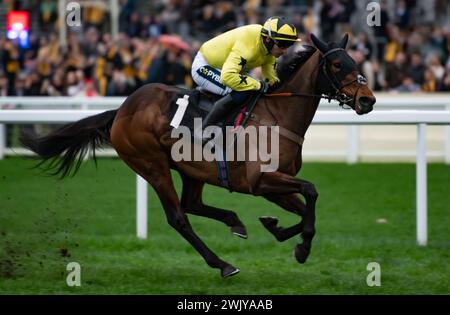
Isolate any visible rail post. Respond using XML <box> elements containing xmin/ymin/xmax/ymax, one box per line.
<box><xmin>416</xmin><ymin>123</ymin><xmax>427</xmax><ymax>246</ymax></box>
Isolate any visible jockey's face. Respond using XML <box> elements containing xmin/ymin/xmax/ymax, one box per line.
<box><xmin>271</xmin><ymin>44</ymin><xmax>289</xmax><ymax>58</ymax></box>
<box><xmin>263</xmin><ymin>36</ymin><xmax>291</xmax><ymax>58</ymax></box>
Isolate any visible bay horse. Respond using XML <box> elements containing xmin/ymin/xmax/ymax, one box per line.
<box><xmin>21</xmin><ymin>34</ymin><xmax>376</xmax><ymax>277</ymax></box>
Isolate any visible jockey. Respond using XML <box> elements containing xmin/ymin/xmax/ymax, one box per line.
<box><xmin>191</xmin><ymin>16</ymin><xmax>301</xmax><ymax>134</ymax></box>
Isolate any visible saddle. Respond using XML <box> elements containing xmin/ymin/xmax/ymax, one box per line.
<box><xmin>168</xmin><ymin>87</ymin><xmax>257</xmax><ymax>134</ymax></box>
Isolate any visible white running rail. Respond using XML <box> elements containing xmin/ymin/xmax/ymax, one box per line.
<box><xmin>1</xmin><ymin>104</ymin><xmax>450</xmax><ymax>245</ymax></box>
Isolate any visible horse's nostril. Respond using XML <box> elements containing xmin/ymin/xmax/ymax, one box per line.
<box><xmin>359</xmin><ymin>96</ymin><xmax>375</xmax><ymax>107</ymax></box>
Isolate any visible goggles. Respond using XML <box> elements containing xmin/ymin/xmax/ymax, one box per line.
<box><xmin>274</xmin><ymin>39</ymin><xmax>295</xmax><ymax>48</ymax></box>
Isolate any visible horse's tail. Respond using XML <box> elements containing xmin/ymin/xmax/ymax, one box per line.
<box><xmin>20</xmin><ymin>109</ymin><xmax>118</xmax><ymax>178</ymax></box>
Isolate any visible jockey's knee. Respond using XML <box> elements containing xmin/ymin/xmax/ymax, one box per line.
<box><xmin>229</xmin><ymin>90</ymin><xmax>254</xmax><ymax>104</ymax></box>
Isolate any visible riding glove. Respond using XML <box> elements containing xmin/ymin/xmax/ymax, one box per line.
<box><xmin>259</xmin><ymin>80</ymin><xmax>270</xmax><ymax>93</ymax></box>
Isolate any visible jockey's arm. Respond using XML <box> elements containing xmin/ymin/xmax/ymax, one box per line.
<box><xmin>220</xmin><ymin>45</ymin><xmax>261</xmax><ymax>92</ymax></box>
<box><xmin>261</xmin><ymin>57</ymin><xmax>280</xmax><ymax>86</ymax></box>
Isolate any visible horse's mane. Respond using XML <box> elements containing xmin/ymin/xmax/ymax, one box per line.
<box><xmin>275</xmin><ymin>45</ymin><xmax>317</xmax><ymax>84</ymax></box>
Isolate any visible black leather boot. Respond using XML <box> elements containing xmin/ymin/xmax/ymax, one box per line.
<box><xmin>203</xmin><ymin>94</ymin><xmax>235</xmax><ymax>129</ymax></box>
<box><xmin>198</xmin><ymin>94</ymin><xmax>235</xmax><ymax>145</ymax></box>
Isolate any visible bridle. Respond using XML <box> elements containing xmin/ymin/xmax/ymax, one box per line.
<box><xmin>266</xmin><ymin>48</ymin><xmax>368</xmax><ymax>109</ymax></box>
<box><xmin>319</xmin><ymin>48</ymin><xmax>367</xmax><ymax>108</ymax></box>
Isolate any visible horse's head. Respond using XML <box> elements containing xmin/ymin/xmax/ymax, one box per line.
<box><xmin>311</xmin><ymin>33</ymin><xmax>376</xmax><ymax>115</ymax></box>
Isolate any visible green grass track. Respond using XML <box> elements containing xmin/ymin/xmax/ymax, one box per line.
<box><xmin>0</xmin><ymin>157</ymin><xmax>449</xmax><ymax>294</ymax></box>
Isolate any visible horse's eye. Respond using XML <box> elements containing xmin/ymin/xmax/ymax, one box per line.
<box><xmin>333</xmin><ymin>62</ymin><xmax>342</xmax><ymax>69</ymax></box>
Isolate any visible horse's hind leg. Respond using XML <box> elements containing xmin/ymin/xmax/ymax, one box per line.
<box><xmin>180</xmin><ymin>174</ymin><xmax>248</xmax><ymax>238</ymax></box>
<box><xmin>120</xmin><ymin>155</ymin><xmax>239</xmax><ymax>278</ymax></box>
<box><xmin>260</xmin><ymin>194</ymin><xmax>305</xmax><ymax>242</ymax></box>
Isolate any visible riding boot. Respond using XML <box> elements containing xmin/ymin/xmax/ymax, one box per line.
<box><xmin>198</xmin><ymin>94</ymin><xmax>235</xmax><ymax>144</ymax></box>
<box><xmin>203</xmin><ymin>94</ymin><xmax>235</xmax><ymax>129</ymax></box>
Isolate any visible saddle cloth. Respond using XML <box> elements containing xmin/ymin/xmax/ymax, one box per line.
<box><xmin>168</xmin><ymin>87</ymin><xmax>247</xmax><ymax>133</ymax></box>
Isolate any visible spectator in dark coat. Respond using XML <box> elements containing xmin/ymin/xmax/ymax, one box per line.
<box><xmin>409</xmin><ymin>52</ymin><xmax>425</xmax><ymax>85</ymax></box>
<box><xmin>385</xmin><ymin>52</ymin><xmax>409</xmax><ymax>89</ymax></box>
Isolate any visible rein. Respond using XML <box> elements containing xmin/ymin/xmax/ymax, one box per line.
<box><xmin>264</xmin><ymin>89</ymin><xmax>358</xmax><ymax>108</ymax></box>
<box><xmin>264</xmin><ymin>91</ymin><xmax>352</xmax><ymax>108</ymax></box>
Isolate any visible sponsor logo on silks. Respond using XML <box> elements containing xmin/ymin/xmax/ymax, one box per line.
<box><xmin>197</xmin><ymin>66</ymin><xmax>226</xmax><ymax>89</ymax></box>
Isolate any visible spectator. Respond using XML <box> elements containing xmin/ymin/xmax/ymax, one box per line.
<box><xmin>127</xmin><ymin>12</ymin><xmax>142</xmax><ymax>38</ymax></box>
<box><xmin>0</xmin><ymin>0</ymin><xmax>449</xmax><ymax>99</ymax></box>
<box><xmin>3</xmin><ymin>39</ymin><xmax>20</xmax><ymax>85</ymax></box>
<box><xmin>24</xmin><ymin>72</ymin><xmax>42</xmax><ymax>96</ymax></box>
<box><xmin>384</xmin><ymin>25</ymin><xmax>404</xmax><ymax>64</ymax></box>
<box><xmin>13</xmin><ymin>74</ymin><xmax>26</xmax><ymax>96</ymax></box>
<box><xmin>394</xmin><ymin>76</ymin><xmax>421</xmax><ymax>92</ymax></box>
<box><xmin>0</xmin><ymin>74</ymin><xmax>9</xmax><ymax>97</ymax></box>
<box><xmin>76</xmin><ymin>78</ymin><xmax>99</xmax><ymax>97</ymax></box>
<box><xmin>373</xmin><ymin>1</ymin><xmax>390</xmax><ymax>62</ymax></box>
<box><xmin>119</xmin><ymin>0</ymin><xmax>136</xmax><ymax>33</ymax></box>
<box><xmin>393</xmin><ymin>0</ymin><xmax>410</xmax><ymax>30</ymax></box>
<box><xmin>371</xmin><ymin>60</ymin><xmax>387</xmax><ymax>91</ymax></box>
<box><xmin>64</xmin><ymin>71</ymin><xmax>83</xmax><ymax>96</ymax></box>
<box><xmin>409</xmin><ymin>52</ymin><xmax>425</xmax><ymax>85</ymax></box>
<box><xmin>427</xmin><ymin>53</ymin><xmax>445</xmax><ymax>82</ymax></box>
<box><xmin>39</xmin><ymin>0</ymin><xmax>57</xmax><ymax>33</ymax></box>
<box><xmin>352</xmin><ymin>32</ymin><xmax>373</xmax><ymax>60</ymax></box>
<box><xmin>148</xmin><ymin>15</ymin><xmax>168</xmax><ymax>39</ymax></box>
<box><xmin>46</xmin><ymin>72</ymin><xmax>64</xmax><ymax>96</ymax></box>
<box><xmin>320</xmin><ymin>0</ymin><xmax>341</xmax><ymax>42</ymax></box>
<box><xmin>292</xmin><ymin>12</ymin><xmax>306</xmax><ymax>36</ymax></box>
<box><xmin>107</xmin><ymin>70</ymin><xmax>134</xmax><ymax>96</ymax></box>
<box><xmin>422</xmin><ymin>68</ymin><xmax>438</xmax><ymax>92</ymax></box>
<box><xmin>385</xmin><ymin>52</ymin><xmax>409</xmax><ymax>90</ymax></box>
<box><xmin>164</xmin><ymin>50</ymin><xmax>190</xmax><ymax>87</ymax></box>
<box><xmin>84</xmin><ymin>3</ymin><xmax>106</xmax><ymax>30</ymax></box>
<box><xmin>438</xmin><ymin>72</ymin><xmax>450</xmax><ymax>91</ymax></box>
<box><xmin>303</xmin><ymin>7</ymin><xmax>319</xmax><ymax>37</ymax></box>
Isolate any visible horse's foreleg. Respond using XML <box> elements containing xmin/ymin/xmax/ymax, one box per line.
<box><xmin>260</xmin><ymin>194</ymin><xmax>306</xmax><ymax>242</ymax></box>
<box><xmin>180</xmin><ymin>175</ymin><xmax>247</xmax><ymax>238</ymax></box>
<box><xmin>254</xmin><ymin>172</ymin><xmax>318</xmax><ymax>264</ymax></box>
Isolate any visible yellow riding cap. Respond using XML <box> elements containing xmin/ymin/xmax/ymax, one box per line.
<box><xmin>261</xmin><ymin>16</ymin><xmax>301</xmax><ymax>42</ymax></box>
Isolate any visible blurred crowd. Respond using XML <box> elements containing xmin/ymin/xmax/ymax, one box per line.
<box><xmin>1</xmin><ymin>0</ymin><xmax>450</xmax><ymax>101</ymax></box>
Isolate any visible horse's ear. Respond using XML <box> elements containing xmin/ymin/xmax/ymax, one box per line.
<box><xmin>339</xmin><ymin>33</ymin><xmax>349</xmax><ymax>49</ymax></box>
<box><xmin>310</xmin><ymin>33</ymin><xmax>328</xmax><ymax>53</ymax></box>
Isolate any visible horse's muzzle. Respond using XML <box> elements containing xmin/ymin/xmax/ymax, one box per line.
<box><xmin>355</xmin><ymin>96</ymin><xmax>376</xmax><ymax>115</ymax></box>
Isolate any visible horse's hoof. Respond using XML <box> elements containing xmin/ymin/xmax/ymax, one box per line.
<box><xmin>294</xmin><ymin>244</ymin><xmax>310</xmax><ymax>264</ymax></box>
<box><xmin>221</xmin><ymin>265</ymin><xmax>240</xmax><ymax>278</ymax></box>
<box><xmin>231</xmin><ymin>225</ymin><xmax>248</xmax><ymax>239</ymax></box>
<box><xmin>259</xmin><ymin>216</ymin><xmax>278</xmax><ymax>228</ymax></box>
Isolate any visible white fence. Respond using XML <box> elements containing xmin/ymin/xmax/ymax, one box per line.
<box><xmin>1</xmin><ymin>94</ymin><xmax>450</xmax><ymax>163</ymax></box>
<box><xmin>1</xmin><ymin>95</ymin><xmax>450</xmax><ymax>245</ymax></box>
